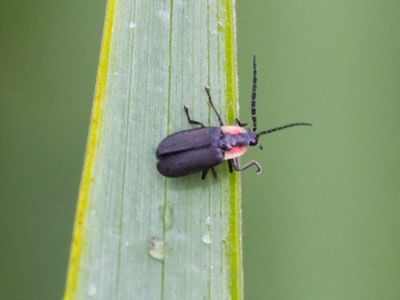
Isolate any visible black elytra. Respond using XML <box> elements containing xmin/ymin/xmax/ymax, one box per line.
<box><xmin>156</xmin><ymin>56</ymin><xmax>312</xmax><ymax>179</ymax></box>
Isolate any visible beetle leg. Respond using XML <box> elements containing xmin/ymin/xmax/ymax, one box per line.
<box><xmin>232</xmin><ymin>158</ymin><xmax>262</xmax><ymax>175</ymax></box>
<box><xmin>201</xmin><ymin>169</ymin><xmax>209</xmax><ymax>180</ymax></box>
<box><xmin>234</xmin><ymin>118</ymin><xmax>248</xmax><ymax>127</ymax></box>
<box><xmin>228</xmin><ymin>160</ymin><xmax>233</xmax><ymax>173</ymax></box>
<box><xmin>210</xmin><ymin>167</ymin><xmax>218</xmax><ymax>178</ymax></box>
<box><xmin>202</xmin><ymin>167</ymin><xmax>218</xmax><ymax>179</ymax></box>
<box><xmin>204</xmin><ymin>86</ymin><xmax>224</xmax><ymax>126</ymax></box>
<box><xmin>184</xmin><ymin>105</ymin><xmax>205</xmax><ymax>128</ymax></box>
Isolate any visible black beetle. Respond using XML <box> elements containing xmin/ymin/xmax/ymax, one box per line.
<box><xmin>156</xmin><ymin>56</ymin><xmax>311</xmax><ymax>179</ymax></box>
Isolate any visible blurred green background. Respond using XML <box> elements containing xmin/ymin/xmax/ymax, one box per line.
<box><xmin>1</xmin><ymin>1</ymin><xmax>400</xmax><ymax>299</ymax></box>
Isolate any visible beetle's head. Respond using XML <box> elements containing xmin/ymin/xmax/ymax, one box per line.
<box><xmin>246</xmin><ymin>129</ymin><xmax>258</xmax><ymax>146</ymax></box>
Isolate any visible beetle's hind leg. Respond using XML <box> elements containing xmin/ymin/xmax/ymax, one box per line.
<box><xmin>210</xmin><ymin>167</ymin><xmax>218</xmax><ymax>178</ymax></box>
<box><xmin>201</xmin><ymin>169</ymin><xmax>208</xmax><ymax>180</ymax></box>
<box><xmin>232</xmin><ymin>158</ymin><xmax>262</xmax><ymax>175</ymax></box>
<box><xmin>184</xmin><ymin>105</ymin><xmax>205</xmax><ymax>128</ymax></box>
<box><xmin>201</xmin><ymin>167</ymin><xmax>218</xmax><ymax>180</ymax></box>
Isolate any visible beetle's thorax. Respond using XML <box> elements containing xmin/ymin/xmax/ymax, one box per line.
<box><xmin>220</xmin><ymin>126</ymin><xmax>257</xmax><ymax>160</ymax></box>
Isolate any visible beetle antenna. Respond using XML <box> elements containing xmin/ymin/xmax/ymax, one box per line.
<box><xmin>256</xmin><ymin>122</ymin><xmax>312</xmax><ymax>139</ymax></box>
<box><xmin>251</xmin><ymin>55</ymin><xmax>257</xmax><ymax>132</ymax></box>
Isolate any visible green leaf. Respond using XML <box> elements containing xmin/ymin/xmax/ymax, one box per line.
<box><xmin>64</xmin><ymin>0</ymin><xmax>242</xmax><ymax>299</ymax></box>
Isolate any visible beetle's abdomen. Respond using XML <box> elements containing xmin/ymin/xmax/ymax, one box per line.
<box><xmin>157</xmin><ymin>146</ymin><xmax>224</xmax><ymax>177</ymax></box>
<box><xmin>156</xmin><ymin>127</ymin><xmax>222</xmax><ymax>159</ymax></box>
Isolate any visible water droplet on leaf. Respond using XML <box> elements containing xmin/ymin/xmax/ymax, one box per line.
<box><xmin>148</xmin><ymin>237</ymin><xmax>165</xmax><ymax>261</ymax></box>
<box><xmin>202</xmin><ymin>233</ymin><xmax>211</xmax><ymax>245</ymax></box>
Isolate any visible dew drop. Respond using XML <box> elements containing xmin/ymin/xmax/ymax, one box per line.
<box><xmin>159</xmin><ymin>9</ymin><xmax>169</xmax><ymax>19</ymax></box>
<box><xmin>129</xmin><ymin>22</ymin><xmax>136</xmax><ymax>29</ymax></box>
<box><xmin>87</xmin><ymin>283</ymin><xmax>97</xmax><ymax>296</ymax></box>
<box><xmin>202</xmin><ymin>232</ymin><xmax>211</xmax><ymax>245</ymax></box>
<box><xmin>148</xmin><ymin>237</ymin><xmax>165</xmax><ymax>261</ymax></box>
<box><xmin>205</xmin><ymin>216</ymin><xmax>211</xmax><ymax>225</ymax></box>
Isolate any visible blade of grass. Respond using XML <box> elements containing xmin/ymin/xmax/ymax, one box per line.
<box><xmin>64</xmin><ymin>0</ymin><xmax>242</xmax><ymax>299</ymax></box>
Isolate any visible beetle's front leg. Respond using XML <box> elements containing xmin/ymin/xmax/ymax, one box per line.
<box><xmin>232</xmin><ymin>158</ymin><xmax>262</xmax><ymax>174</ymax></box>
<box><xmin>184</xmin><ymin>105</ymin><xmax>205</xmax><ymax>128</ymax></box>
<box><xmin>234</xmin><ymin>118</ymin><xmax>248</xmax><ymax>127</ymax></box>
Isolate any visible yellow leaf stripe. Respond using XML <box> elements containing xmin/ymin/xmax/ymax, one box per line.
<box><xmin>63</xmin><ymin>0</ymin><xmax>116</xmax><ymax>298</ymax></box>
